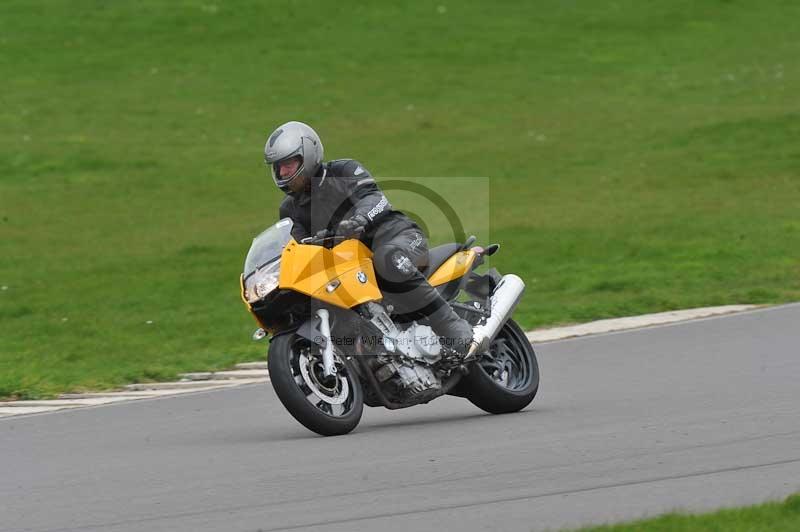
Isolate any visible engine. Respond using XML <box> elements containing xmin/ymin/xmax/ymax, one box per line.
<box><xmin>377</xmin><ymin>361</ymin><xmax>440</xmax><ymax>395</ymax></box>
<box><xmin>377</xmin><ymin>322</ymin><xmax>443</xmax><ymax>396</ymax></box>
<box><xmin>384</xmin><ymin>322</ymin><xmax>442</xmax><ymax>363</ymax></box>
<box><xmin>361</xmin><ymin>303</ymin><xmax>443</xmax><ymax>397</ymax></box>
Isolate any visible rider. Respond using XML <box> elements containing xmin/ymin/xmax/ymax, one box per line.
<box><xmin>265</xmin><ymin>120</ymin><xmax>474</xmax><ymax>357</ymax></box>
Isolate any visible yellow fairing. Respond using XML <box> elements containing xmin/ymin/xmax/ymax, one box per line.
<box><xmin>427</xmin><ymin>250</ymin><xmax>477</xmax><ymax>287</ymax></box>
<box><xmin>279</xmin><ymin>238</ymin><xmax>383</xmax><ymax>308</ymax></box>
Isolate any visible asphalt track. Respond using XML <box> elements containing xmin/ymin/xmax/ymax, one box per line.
<box><xmin>2</xmin><ymin>304</ymin><xmax>799</xmax><ymax>532</ymax></box>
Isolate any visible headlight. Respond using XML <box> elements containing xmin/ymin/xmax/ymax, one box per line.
<box><xmin>255</xmin><ymin>273</ymin><xmax>279</xmax><ymax>298</ymax></box>
<box><xmin>245</xmin><ymin>261</ymin><xmax>281</xmax><ymax>303</ymax></box>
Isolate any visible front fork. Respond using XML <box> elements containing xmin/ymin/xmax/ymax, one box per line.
<box><xmin>316</xmin><ymin>309</ymin><xmax>337</xmax><ymax>377</ymax></box>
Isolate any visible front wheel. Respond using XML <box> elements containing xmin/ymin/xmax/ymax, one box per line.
<box><xmin>268</xmin><ymin>333</ymin><xmax>364</xmax><ymax>436</ymax></box>
<box><xmin>463</xmin><ymin>318</ymin><xmax>539</xmax><ymax>414</ymax></box>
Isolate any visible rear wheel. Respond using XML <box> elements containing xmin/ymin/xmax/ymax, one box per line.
<box><xmin>268</xmin><ymin>333</ymin><xmax>363</xmax><ymax>436</ymax></box>
<box><xmin>463</xmin><ymin>318</ymin><xmax>539</xmax><ymax>414</ymax></box>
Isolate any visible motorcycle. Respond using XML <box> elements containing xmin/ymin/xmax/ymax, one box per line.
<box><xmin>240</xmin><ymin>218</ymin><xmax>539</xmax><ymax>436</ymax></box>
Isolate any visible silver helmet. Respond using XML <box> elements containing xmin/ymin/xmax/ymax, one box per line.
<box><xmin>264</xmin><ymin>121</ymin><xmax>324</xmax><ymax>192</ymax></box>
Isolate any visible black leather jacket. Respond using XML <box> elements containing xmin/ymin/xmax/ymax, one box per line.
<box><xmin>278</xmin><ymin>159</ymin><xmax>419</xmax><ymax>247</ymax></box>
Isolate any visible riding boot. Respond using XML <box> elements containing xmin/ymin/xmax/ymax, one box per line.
<box><xmin>426</xmin><ymin>302</ymin><xmax>474</xmax><ymax>357</ymax></box>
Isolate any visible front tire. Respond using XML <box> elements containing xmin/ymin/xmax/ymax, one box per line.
<box><xmin>268</xmin><ymin>333</ymin><xmax>364</xmax><ymax>436</ymax></box>
<box><xmin>463</xmin><ymin>318</ymin><xmax>539</xmax><ymax>414</ymax></box>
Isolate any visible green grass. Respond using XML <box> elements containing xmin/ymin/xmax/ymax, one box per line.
<box><xmin>569</xmin><ymin>492</ymin><xmax>800</xmax><ymax>531</ymax></box>
<box><xmin>1</xmin><ymin>0</ymin><xmax>799</xmax><ymax>398</ymax></box>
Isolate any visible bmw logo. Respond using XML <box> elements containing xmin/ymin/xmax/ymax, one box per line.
<box><xmin>356</xmin><ymin>271</ymin><xmax>367</xmax><ymax>284</ymax></box>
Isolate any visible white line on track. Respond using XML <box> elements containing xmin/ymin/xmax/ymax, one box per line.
<box><xmin>1</xmin><ymin>303</ymin><xmax>779</xmax><ymax>419</ymax></box>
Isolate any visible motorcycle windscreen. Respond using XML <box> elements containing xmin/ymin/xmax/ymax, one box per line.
<box><xmin>243</xmin><ymin>218</ymin><xmax>294</xmax><ymax>277</ymax></box>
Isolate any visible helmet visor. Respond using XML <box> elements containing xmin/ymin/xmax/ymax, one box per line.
<box><xmin>270</xmin><ymin>155</ymin><xmax>304</xmax><ymax>189</ymax></box>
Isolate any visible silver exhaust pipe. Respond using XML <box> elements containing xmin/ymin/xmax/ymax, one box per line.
<box><xmin>467</xmin><ymin>274</ymin><xmax>526</xmax><ymax>358</ymax></box>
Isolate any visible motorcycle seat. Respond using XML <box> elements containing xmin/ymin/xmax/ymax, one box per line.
<box><xmin>420</xmin><ymin>243</ymin><xmax>461</xmax><ymax>277</ymax></box>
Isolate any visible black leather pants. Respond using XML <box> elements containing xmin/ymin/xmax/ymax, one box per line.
<box><xmin>370</xmin><ymin>225</ymin><xmax>473</xmax><ymax>353</ymax></box>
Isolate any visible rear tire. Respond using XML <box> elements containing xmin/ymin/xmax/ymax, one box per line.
<box><xmin>268</xmin><ymin>333</ymin><xmax>364</xmax><ymax>436</ymax></box>
<box><xmin>463</xmin><ymin>318</ymin><xmax>539</xmax><ymax>414</ymax></box>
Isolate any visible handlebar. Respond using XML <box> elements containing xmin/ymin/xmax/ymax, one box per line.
<box><xmin>300</xmin><ymin>226</ymin><xmax>365</xmax><ymax>247</ymax></box>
